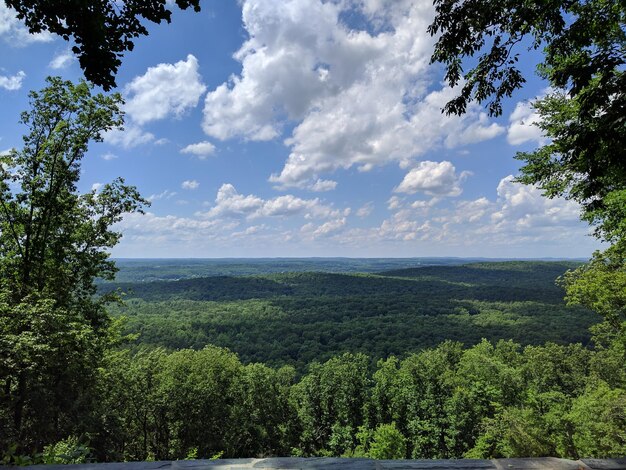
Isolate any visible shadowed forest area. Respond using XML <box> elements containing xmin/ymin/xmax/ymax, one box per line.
<box><xmin>104</xmin><ymin>261</ymin><xmax>596</xmax><ymax>370</ymax></box>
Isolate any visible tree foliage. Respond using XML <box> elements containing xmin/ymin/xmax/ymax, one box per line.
<box><xmin>4</xmin><ymin>0</ymin><xmax>201</xmax><ymax>90</ymax></box>
<box><xmin>61</xmin><ymin>339</ymin><xmax>626</xmax><ymax>461</ymax></box>
<box><xmin>429</xmin><ymin>0</ymin><xmax>626</xmax><ymax>339</ymax></box>
<box><xmin>0</xmin><ymin>77</ymin><xmax>146</xmax><ymax>455</ymax></box>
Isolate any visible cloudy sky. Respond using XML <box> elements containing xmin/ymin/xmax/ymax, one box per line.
<box><xmin>0</xmin><ymin>0</ymin><xmax>601</xmax><ymax>258</ymax></box>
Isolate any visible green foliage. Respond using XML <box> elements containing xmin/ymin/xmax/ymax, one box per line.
<box><xmin>106</xmin><ymin>262</ymin><xmax>597</xmax><ymax>371</ymax></box>
<box><xmin>72</xmin><ymin>338</ymin><xmax>625</xmax><ymax>461</ymax></box>
<box><xmin>368</xmin><ymin>423</ymin><xmax>406</xmax><ymax>460</ymax></box>
<box><xmin>4</xmin><ymin>1</ymin><xmax>201</xmax><ymax>90</ymax></box>
<box><xmin>568</xmin><ymin>382</ymin><xmax>626</xmax><ymax>458</ymax></box>
<box><xmin>429</xmin><ymin>0</ymin><xmax>625</xmax><ymax>118</ymax></box>
<box><xmin>429</xmin><ymin>0</ymin><xmax>626</xmax><ymax>348</ymax></box>
<box><xmin>291</xmin><ymin>353</ymin><xmax>370</xmax><ymax>455</ymax></box>
<box><xmin>43</xmin><ymin>436</ymin><xmax>92</xmax><ymax>464</ymax></box>
<box><xmin>108</xmin><ymin>258</ymin><xmax>482</xmax><ymax>283</ymax></box>
<box><xmin>0</xmin><ymin>78</ymin><xmax>146</xmax><ymax>457</ymax></box>
<box><xmin>0</xmin><ymin>293</ymin><xmax>101</xmax><ymax>452</ymax></box>
<box><xmin>561</xmin><ymin>248</ymin><xmax>626</xmax><ymax>331</ymax></box>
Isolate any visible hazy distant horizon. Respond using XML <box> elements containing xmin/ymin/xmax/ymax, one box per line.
<box><xmin>112</xmin><ymin>256</ymin><xmax>589</xmax><ymax>261</ymax></box>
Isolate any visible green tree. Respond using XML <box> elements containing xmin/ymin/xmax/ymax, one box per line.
<box><xmin>0</xmin><ymin>77</ymin><xmax>146</xmax><ymax>455</ymax></box>
<box><xmin>429</xmin><ymin>0</ymin><xmax>626</xmax><ymax>354</ymax></box>
<box><xmin>292</xmin><ymin>353</ymin><xmax>370</xmax><ymax>455</ymax></box>
<box><xmin>4</xmin><ymin>1</ymin><xmax>201</xmax><ymax>90</ymax></box>
<box><xmin>368</xmin><ymin>423</ymin><xmax>407</xmax><ymax>460</ymax></box>
<box><xmin>568</xmin><ymin>381</ymin><xmax>626</xmax><ymax>457</ymax></box>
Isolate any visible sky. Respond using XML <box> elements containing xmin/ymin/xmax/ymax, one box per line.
<box><xmin>0</xmin><ymin>0</ymin><xmax>602</xmax><ymax>258</ymax></box>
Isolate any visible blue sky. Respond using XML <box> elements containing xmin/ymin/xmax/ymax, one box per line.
<box><xmin>0</xmin><ymin>0</ymin><xmax>601</xmax><ymax>258</ymax></box>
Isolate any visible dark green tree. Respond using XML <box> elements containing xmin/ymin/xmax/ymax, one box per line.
<box><xmin>4</xmin><ymin>0</ymin><xmax>201</xmax><ymax>90</ymax></box>
<box><xmin>429</xmin><ymin>0</ymin><xmax>626</xmax><ymax>336</ymax></box>
<box><xmin>0</xmin><ymin>77</ymin><xmax>147</xmax><ymax>455</ymax></box>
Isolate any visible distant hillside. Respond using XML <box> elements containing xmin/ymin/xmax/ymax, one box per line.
<box><xmin>107</xmin><ymin>257</ymin><xmax>569</xmax><ymax>282</ymax></box>
<box><xmin>107</xmin><ymin>261</ymin><xmax>598</xmax><ymax>371</ymax></box>
<box><xmin>379</xmin><ymin>261</ymin><xmax>583</xmax><ymax>288</ymax></box>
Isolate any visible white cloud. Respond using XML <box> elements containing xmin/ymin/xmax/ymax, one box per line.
<box><xmin>322</xmin><ymin>173</ymin><xmax>592</xmax><ymax>256</ymax></box>
<box><xmin>378</xmin><ymin>176</ymin><xmax>582</xmax><ymax>246</ymax></box>
<box><xmin>395</xmin><ymin>160</ymin><xmax>469</xmax><ymax>197</ymax></box>
<box><xmin>180</xmin><ymin>141</ymin><xmax>216</xmax><ymax>158</ymax></box>
<box><xmin>202</xmin><ymin>183</ymin><xmax>347</xmax><ymax>220</ymax></box>
<box><xmin>490</xmin><ymin>175</ymin><xmax>580</xmax><ymax>231</ymax></box>
<box><xmin>507</xmin><ymin>100</ymin><xmax>544</xmax><ymax>146</ymax></box>
<box><xmin>181</xmin><ymin>180</ymin><xmax>199</xmax><ymax>190</ymax></box>
<box><xmin>49</xmin><ymin>50</ymin><xmax>75</xmax><ymax>69</ymax></box>
<box><xmin>387</xmin><ymin>196</ymin><xmax>402</xmax><ymax>210</ymax></box>
<box><xmin>91</xmin><ymin>182</ymin><xmax>102</xmax><ymax>192</ymax></box>
<box><xmin>112</xmin><ymin>175</ymin><xmax>597</xmax><ymax>257</ymax></box>
<box><xmin>0</xmin><ymin>2</ymin><xmax>53</xmax><ymax>44</ymax></box>
<box><xmin>115</xmin><ymin>211</ymin><xmax>241</xmax><ymax>248</ymax></box>
<box><xmin>0</xmin><ymin>71</ymin><xmax>25</xmax><ymax>91</ymax></box>
<box><xmin>104</xmin><ymin>124</ymin><xmax>155</xmax><ymax>149</ymax></box>
<box><xmin>124</xmin><ymin>54</ymin><xmax>206</xmax><ymax>125</ymax></box>
<box><xmin>445</xmin><ymin>112</ymin><xmax>504</xmax><ymax>148</ymax></box>
<box><xmin>356</xmin><ymin>202</ymin><xmax>373</xmax><ymax>218</ymax></box>
<box><xmin>309</xmin><ymin>179</ymin><xmax>337</xmax><ymax>192</ymax></box>
<box><xmin>101</xmin><ymin>152</ymin><xmax>118</xmax><ymax>161</ymax></box>
<box><xmin>203</xmin><ymin>0</ymin><xmax>503</xmax><ymax>189</ymax></box>
<box><xmin>302</xmin><ymin>217</ymin><xmax>347</xmax><ymax>238</ymax></box>
<box><xmin>148</xmin><ymin>190</ymin><xmax>177</xmax><ymax>202</ymax></box>
<box><xmin>445</xmin><ymin>197</ymin><xmax>493</xmax><ymax>224</ymax></box>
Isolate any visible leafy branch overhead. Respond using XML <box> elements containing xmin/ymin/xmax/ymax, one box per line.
<box><xmin>429</xmin><ymin>0</ymin><xmax>626</xmax><ymax>118</ymax></box>
<box><xmin>4</xmin><ymin>0</ymin><xmax>201</xmax><ymax>90</ymax></box>
<box><xmin>430</xmin><ymin>0</ymin><xmax>626</xmax><ymax>337</ymax></box>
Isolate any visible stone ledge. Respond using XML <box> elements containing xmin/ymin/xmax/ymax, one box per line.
<box><xmin>6</xmin><ymin>457</ymin><xmax>625</xmax><ymax>470</ymax></box>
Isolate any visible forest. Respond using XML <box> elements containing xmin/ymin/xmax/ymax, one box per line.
<box><xmin>108</xmin><ymin>258</ymin><xmax>504</xmax><ymax>283</ymax></box>
<box><xmin>104</xmin><ymin>261</ymin><xmax>597</xmax><ymax>371</ymax></box>
<box><xmin>1</xmin><ymin>0</ymin><xmax>625</xmax><ymax>465</ymax></box>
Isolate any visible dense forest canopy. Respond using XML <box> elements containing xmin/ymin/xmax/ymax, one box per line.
<box><xmin>107</xmin><ymin>257</ymin><xmax>522</xmax><ymax>283</ymax></box>
<box><xmin>104</xmin><ymin>261</ymin><xmax>597</xmax><ymax>371</ymax></box>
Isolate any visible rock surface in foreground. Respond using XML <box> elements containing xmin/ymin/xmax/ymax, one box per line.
<box><xmin>9</xmin><ymin>457</ymin><xmax>626</xmax><ymax>470</ymax></box>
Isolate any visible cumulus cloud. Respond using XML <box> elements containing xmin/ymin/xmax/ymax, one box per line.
<box><xmin>124</xmin><ymin>54</ymin><xmax>206</xmax><ymax>125</ymax></box>
<box><xmin>490</xmin><ymin>175</ymin><xmax>580</xmax><ymax>232</ymax></box>
<box><xmin>112</xmin><ymin>174</ymin><xmax>596</xmax><ymax>257</ymax></box>
<box><xmin>395</xmin><ymin>161</ymin><xmax>469</xmax><ymax>197</ymax></box>
<box><xmin>445</xmin><ymin>113</ymin><xmax>504</xmax><ymax>148</ymax></box>
<box><xmin>101</xmin><ymin>152</ymin><xmax>118</xmax><ymax>161</ymax></box>
<box><xmin>387</xmin><ymin>196</ymin><xmax>402</xmax><ymax>211</ymax></box>
<box><xmin>203</xmin><ymin>0</ymin><xmax>503</xmax><ymax>189</ymax></box>
<box><xmin>0</xmin><ymin>2</ymin><xmax>53</xmax><ymax>44</ymax></box>
<box><xmin>302</xmin><ymin>217</ymin><xmax>347</xmax><ymax>238</ymax></box>
<box><xmin>375</xmin><ymin>175</ymin><xmax>583</xmax><ymax>246</ymax></box>
<box><xmin>202</xmin><ymin>183</ymin><xmax>347</xmax><ymax>220</ymax></box>
<box><xmin>309</xmin><ymin>179</ymin><xmax>337</xmax><ymax>192</ymax></box>
<box><xmin>0</xmin><ymin>71</ymin><xmax>25</xmax><ymax>91</ymax></box>
<box><xmin>148</xmin><ymin>190</ymin><xmax>177</xmax><ymax>202</ymax></box>
<box><xmin>181</xmin><ymin>180</ymin><xmax>199</xmax><ymax>190</ymax></box>
<box><xmin>313</xmin><ymin>172</ymin><xmax>593</xmax><ymax>257</ymax></box>
<box><xmin>507</xmin><ymin>100</ymin><xmax>544</xmax><ymax>146</ymax></box>
<box><xmin>356</xmin><ymin>202</ymin><xmax>374</xmax><ymax>218</ymax></box>
<box><xmin>49</xmin><ymin>50</ymin><xmax>75</xmax><ymax>69</ymax></box>
<box><xmin>104</xmin><ymin>124</ymin><xmax>155</xmax><ymax>149</ymax></box>
<box><xmin>116</xmin><ymin>211</ymin><xmax>241</xmax><ymax>249</ymax></box>
<box><xmin>180</xmin><ymin>141</ymin><xmax>216</xmax><ymax>158</ymax></box>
